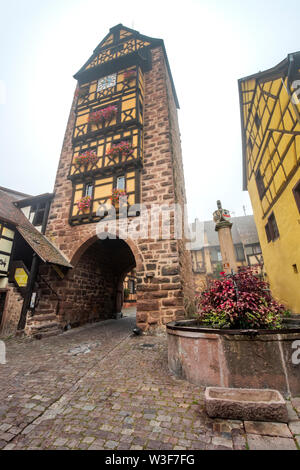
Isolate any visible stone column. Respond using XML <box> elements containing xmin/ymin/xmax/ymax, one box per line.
<box><xmin>213</xmin><ymin>201</ymin><xmax>238</xmax><ymax>274</ymax></box>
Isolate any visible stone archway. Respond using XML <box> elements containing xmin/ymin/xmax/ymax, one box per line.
<box><xmin>62</xmin><ymin>237</ymin><xmax>138</xmax><ymax>328</ymax></box>
<box><xmin>29</xmin><ymin>235</ymin><xmax>143</xmax><ymax>334</ymax></box>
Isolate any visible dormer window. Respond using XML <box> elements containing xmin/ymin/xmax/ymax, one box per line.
<box><xmin>97</xmin><ymin>74</ymin><xmax>117</xmax><ymax>92</ymax></box>
<box><xmin>30</xmin><ymin>203</ymin><xmax>46</xmax><ymax>228</ymax></box>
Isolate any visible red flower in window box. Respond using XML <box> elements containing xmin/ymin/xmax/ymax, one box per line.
<box><xmin>106</xmin><ymin>141</ymin><xmax>134</xmax><ymax>158</ymax></box>
<box><xmin>88</xmin><ymin>105</ymin><xmax>117</xmax><ymax>124</ymax></box>
<box><xmin>123</xmin><ymin>69</ymin><xmax>136</xmax><ymax>81</ymax></box>
<box><xmin>110</xmin><ymin>188</ymin><xmax>127</xmax><ymax>206</ymax></box>
<box><xmin>77</xmin><ymin>196</ymin><xmax>92</xmax><ymax>212</ymax></box>
<box><xmin>74</xmin><ymin>150</ymin><xmax>97</xmax><ymax>166</ymax></box>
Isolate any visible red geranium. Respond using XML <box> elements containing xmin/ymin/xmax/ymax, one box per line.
<box><xmin>74</xmin><ymin>150</ymin><xmax>97</xmax><ymax>166</ymax></box>
<box><xmin>106</xmin><ymin>141</ymin><xmax>134</xmax><ymax>158</ymax></box>
<box><xmin>196</xmin><ymin>266</ymin><xmax>285</xmax><ymax>330</ymax></box>
<box><xmin>88</xmin><ymin>105</ymin><xmax>117</xmax><ymax>124</ymax></box>
<box><xmin>77</xmin><ymin>196</ymin><xmax>92</xmax><ymax>212</ymax></box>
<box><xmin>110</xmin><ymin>188</ymin><xmax>127</xmax><ymax>205</ymax></box>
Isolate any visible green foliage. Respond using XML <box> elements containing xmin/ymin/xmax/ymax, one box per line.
<box><xmin>200</xmin><ymin>311</ymin><xmax>231</xmax><ymax>329</ymax></box>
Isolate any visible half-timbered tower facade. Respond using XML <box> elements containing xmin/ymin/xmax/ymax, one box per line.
<box><xmin>26</xmin><ymin>24</ymin><xmax>193</xmax><ymax>335</ymax></box>
<box><xmin>238</xmin><ymin>52</ymin><xmax>300</xmax><ymax>313</ymax></box>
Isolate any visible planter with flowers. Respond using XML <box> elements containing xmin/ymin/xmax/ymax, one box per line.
<box><xmin>167</xmin><ymin>267</ymin><xmax>300</xmax><ymax>396</ymax></box>
<box><xmin>88</xmin><ymin>105</ymin><xmax>117</xmax><ymax>125</ymax></box>
<box><xmin>106</xmin><ymin>141</ymin><xmax>134</xmax><ymax>161</ymax></box>
<box><xmin>74</xmin><ymin>150</ymin><xmax>98</xmax><ymax>167</ymax></box>
<box><xmin>77</xmin><ymin>196</ymin><xmax>92</xmax><ymax>214</ymax></box>
<box><xmin>110</xmin><ymin>188</ymin><xmax>127</xmax><ymax>209</ymax></box>
<box><xmin>123</xmin><ymin>69</ymin><xmax>136</xmax><ymax>82</ymax></box>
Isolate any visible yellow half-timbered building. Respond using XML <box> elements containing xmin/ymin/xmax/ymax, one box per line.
<box><xmin>238</xmin><ymin>52</ymin><xmax>300</xmax><ymax>313</ymax></box>
<box><xmin>68</xmin><ymin>26</ymin><xmax>152</xmax><ymax>225</ymax></box>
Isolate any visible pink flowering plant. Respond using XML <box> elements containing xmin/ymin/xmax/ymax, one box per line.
<box><xmin>196</xmin><ymin>267</ymin><xmax>285</xmax><ymax>330</ymax></box>
<box><xmin>106</xmin><ymin>141</ymin><xmax>134</xmax><ymax>159</ymax></box>
<box><xmin>88</xmin><ymin>105</ymin><xmax>117</xmax><ymax>124</ymax></box>
<box><xmin>77</xmin><ymin>196</ymin><xmax>92</xmax><ymax>212</ymax></box>
<box><xmin>110</xmin><ymin>188</ymin><xmax>127</xmax><ymax>206</ymax></box>
<box><xmin>123</xmin><ymin>69</ymin><xmax>136</xmax><ymax>81</ymax></box>
<box><xmin>74</xmin><ymin>150</ymin><xmax>97</xmax><ymax>166</ymax></box>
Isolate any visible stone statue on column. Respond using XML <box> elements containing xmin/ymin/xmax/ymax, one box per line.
<box><xmin>213</xmin><ymin>200</ymin><xmax>238</xmax><ymax>274</ymax></box>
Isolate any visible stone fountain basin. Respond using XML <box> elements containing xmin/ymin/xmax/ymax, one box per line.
<box><xmin>167</xmin><ymin>320</ymin><xmax>300</xmax><ymax>397</ymax></box>
<box><xmin>205</xmin><ymin>387</ymin><xmax>288</xmax><ymax>422</ymax></box>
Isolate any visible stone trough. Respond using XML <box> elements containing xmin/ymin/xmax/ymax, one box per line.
<box><xmin>167</xmin><ymin>320</ymin><xmax>300</xmax><ymax>397</ymax></box>
<box><xmin>205</xmin><ymin>387</ymin><xmax>289</xmax><ymax>423</ymax></box>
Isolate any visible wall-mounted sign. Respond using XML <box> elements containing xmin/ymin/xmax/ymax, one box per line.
<box><xmin>14</xmin><ymin>268</ymin><xmax>28</xmax><ymax>288</ymax></box>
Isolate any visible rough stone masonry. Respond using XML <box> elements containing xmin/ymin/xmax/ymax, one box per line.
<box><xmin>26</xmin><ymin>37</ymin><xmax>194</xmax><ymax>335</ymax></box>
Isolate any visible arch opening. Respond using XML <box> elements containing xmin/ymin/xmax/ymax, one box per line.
<box><xmin>62</xmin><ymin>237</ymin><xmax>137</xmax><ymax>328</ymax></box>
<box><xmin>31</xmin><ymin>236</ymin><xmax>139</xmax><ymax>333</ymax></box>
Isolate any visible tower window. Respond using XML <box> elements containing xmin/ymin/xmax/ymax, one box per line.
<box><xmin>97</xmin><ymin>74</ymin><xmax>117</xmax><ymax>92</ymax></box>
<box><xmin>85</xmin><ymin>184</ymin><xmax>93</xmax><ymax>197</ymax></box>
<box><xmin>293</xmin><ymin>180</ymin><xmax>300</xmax><ymax>213</ymax></box>
<box><xmin>255</xmin><ymin>169</ymin><xmax>265</xmax><ymax>200</ymax></box>
<box><xmin>117</xmin><ymin>176</ymin><xmax>125</xmax><ymax>190</ymax></box>
<box><xmin>265</xmin><ymin>212</ymin><xmax>279</xmax><ymax>242</ymax></box>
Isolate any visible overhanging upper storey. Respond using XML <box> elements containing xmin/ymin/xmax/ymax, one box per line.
<box><xmin>238</xmin><ymin>52</ymin><xmax>300</xmax><ymax>216</ymax></box>
<box><xmin>74</xmin><ymin>24</ymin><xmax>179</xmax><ymax>109</ymax></box>
<box><xmin>238</xmin><ymin>52</ymin><xmax>300</xmax><ymax>190</ymax></box>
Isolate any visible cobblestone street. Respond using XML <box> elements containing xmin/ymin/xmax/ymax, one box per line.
<box><xmin>0</xmin><ymin>315</ymin><xmax>300</xmax><ymax>451</ymax></box>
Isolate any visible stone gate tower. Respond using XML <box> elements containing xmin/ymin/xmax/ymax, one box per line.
<box><xmin>29</xmin><ymin>24</ymin><xmax>193</xmax><ymax>335</ymax></box>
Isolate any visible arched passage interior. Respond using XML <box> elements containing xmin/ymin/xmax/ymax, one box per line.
<box><xmin>62</xmin><ymin>237</ymin><xmax>136</xmax><ymax>328</ymax></box>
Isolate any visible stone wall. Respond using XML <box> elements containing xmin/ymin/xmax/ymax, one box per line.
<box><xmin>0</xmin><ymin>285</ymin><xmax>23</xmax><ymax>337</ymax></box>
<box><xmin>32</xmin><ymin>45</ymin><xmax>194</xmax><ymax>333</ymax></box>
<box><xmin>32</xmin><ymin>242</ymin><xmax>116</xmax><ymax>329</ymax></box>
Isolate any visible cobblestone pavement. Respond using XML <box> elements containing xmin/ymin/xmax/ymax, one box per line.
<box><xmin>0</xmin><ymin>317</ymin><xmax>300</xmax><ymax>450</ymax></box>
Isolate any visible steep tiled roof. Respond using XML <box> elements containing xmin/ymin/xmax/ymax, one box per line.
<box><xmin>0</xmin><ymin>188</ymin><xmax>72</xmax><ymax>268</ymax></box>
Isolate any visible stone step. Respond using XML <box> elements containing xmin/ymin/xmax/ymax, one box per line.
<box><xmin>30</xmin><ymin>321</ymin><xmax>60</xmax><ymax>332</ymax></box>
<box><xmin>33</xmin><ymin>328</ymin><xmax>62</xmax><ymax>340</ymax></box>
<box><xmin>283</xmin><ymin>315</ymin><xmax>300</xmax><ymax>326</ymax></box>
<box><xmin>29</xmin><ymin>314</ymin><xmax>57</xmax><ymax>323</ymax></box>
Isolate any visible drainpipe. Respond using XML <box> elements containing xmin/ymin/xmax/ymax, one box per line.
<box><xmin>17</xmin><ymin>253</ymin><xmax>39</xmax><ymax>331</ymax></box>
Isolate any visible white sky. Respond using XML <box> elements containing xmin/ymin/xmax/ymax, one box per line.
<box><xmin>1</xmin><ymin>0</ymin><xmax>300</xmax><ymax>221</ymax></box>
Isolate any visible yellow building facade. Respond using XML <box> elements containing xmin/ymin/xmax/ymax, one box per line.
<box><xmin>239</xmin><ymin>53</ymin><xmax>300</xmax><ymax>313</ymax></box>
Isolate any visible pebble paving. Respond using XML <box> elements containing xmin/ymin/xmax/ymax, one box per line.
<box><xmin>0</xmin><ymin>314</ymin><xmax>299</xmax><ymax>451</ymax></box>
